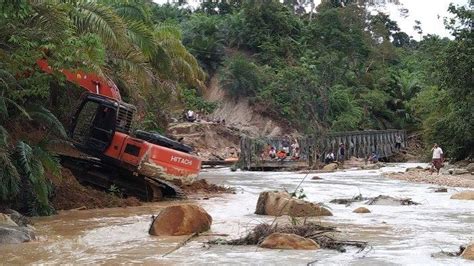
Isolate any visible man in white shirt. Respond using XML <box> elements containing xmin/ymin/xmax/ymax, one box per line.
<box><xmin>431</xmin><ymin>143</ymin><xmax>443</xmax><ymax>175</ymax></box>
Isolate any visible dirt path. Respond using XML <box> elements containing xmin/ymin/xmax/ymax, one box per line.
<box><xmin>383</xmin><ymin>170</ymin><xmax>474</xmax><ymax>188</ymax></box>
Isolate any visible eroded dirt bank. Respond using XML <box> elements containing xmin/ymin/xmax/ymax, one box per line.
<box><xmin>382</xmin><ymin>167</ymin><xmax>474</xmax><ymax>188</ymax></box>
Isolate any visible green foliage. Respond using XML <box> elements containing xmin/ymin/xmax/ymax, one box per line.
<box><xmin>181</xmin><ymin>87</ymin><xmax>217</xmax><ymax>114</ymax></box>
<box><xmin>220</xmin><ymin>55</ymin><xmax>264</xmax><ymax>98</ymax></box>
<box><xmin>182</xmin><ymin>14</ymin><xmax>226</xmax><ymax>72</ymax></box>
<box><xmin>0</xmin><ymin>127</ymin><xmax>20</xmax><ymax>201</ymax></box>
<box><xmin>108</xmin><ymin>184</ymin><xmax>123</xmax><ymax>198</ymax></box>
<box><xmin>15</xmin><ymin>141</ymin><xmax>56</xmax><ymax>216</ymax></box>
<box><xmin>290</xmin><ymin>188</ymin><xmax>307</xmax><ymax>200</ymax></box>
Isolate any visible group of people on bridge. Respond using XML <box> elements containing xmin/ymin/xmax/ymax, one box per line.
<box><xmin>323</xmin><ymin>133</ymin><xmax>403</xmax><ymax>165</ymax></box>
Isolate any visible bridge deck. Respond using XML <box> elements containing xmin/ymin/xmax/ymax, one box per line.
<box><xmin>240</xmin><ymin>129</ymin><xmax>406</xmax><ymax>171</ymax></box>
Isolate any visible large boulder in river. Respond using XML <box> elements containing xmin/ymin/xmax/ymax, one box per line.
<box><xmin>0</xmin><ymin>225</ymin><xmax>36</xmax><ymax>244</ymax></box>
<box><xmin>149</xmin><ymin>204</ymin><xmax>212</xmax><ymax>236</ymax></box>
<box><xmin>450</xmin><ymin>191</ymin><xmax>474</xmax><ymax>200</ymax></box>
<box><xmin>462</xmin><ymin>242</ymin><xmax>474</xmax><ymax>260</ymax></box>
<box><xmin>323</xmin><ymin>163</ymin><xmax>338</xmax><ymax>171</ymax></box>
<box><xmin>255</xmin><ymin>191</ymin><xmax>332</xmax><ymax>217</ymax></box>
<box><xmin>259</xmin><ymin>233</ymin><xmax>320</xmax><ymax>250</ymax></box>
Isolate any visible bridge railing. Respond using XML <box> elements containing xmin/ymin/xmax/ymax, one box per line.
<box><xmin>239</xmin><ymin>129</ymin><xmax>406</xmax><ymax>170</ymax></box>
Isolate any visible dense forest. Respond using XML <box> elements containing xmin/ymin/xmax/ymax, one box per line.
<box><xmin>0</xmin><ymin>0</ymin><xmax>472</xmax><ymax>215</ymax></box>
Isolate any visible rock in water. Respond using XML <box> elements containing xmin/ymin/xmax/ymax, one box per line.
<box><xmin>466</xmin><ymin>163</ymin><xmax>474</xmax><ymax>173</ymax></box>
<box><xmin>450</xmin><ymin>191</ymin><xmax>474</xmax><ymax>200</ymax></box>
<box><xmin>323</xmin><ymin>163</ymin><xmax>338</xmax><ymax>171</ymax></box>
<box><xmin>149</xmin><ymin>204</ymin><xmax>212</xmax><ymax>236</ymax></box>
<box><xmin>0</xmin><ymin>214</ymin><xmax>18</xmax><ymax>227</ymax></box>
<box><xmin>259</xmin><ymin>233</ymin><xmax>320</xmax><ymax>250</ymax></box>
<box><xmin>255</xmin><ymin>191</ymin><xmax>332</xmax><ymax>217</ymax></box>
<box><xmin>462</xmin><ymin>242</ymin><xmax>474</xmax><ymax>260</ymax></box>
<box><xmin>0</xmin><ymin>226</ymin><xmax>36</xmax><ymax>244</ymax></box>
<box><xmin>453</xmin><ymin>169</ymin><xmax>469</xmax><ymax>175</ymax></box>
<box><xmin>353</xmin><ymin>207</ymin><xmax>371</xmax><ymax>213</ymax></box>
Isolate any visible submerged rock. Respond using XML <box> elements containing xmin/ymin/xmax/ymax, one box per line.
<box><xmin>259</xmin><ymin>233</ymin><xmax>320</xmax><ymax>250</ymax></box>
<box><xmin>434</xmin><ymin>188</ymin><xmax>448</xmax><ymax>193</ymax></box>
<box><xmin>462</xmin><ymin>242</ymin><xmax>474</xmax><ymax>260</ymax></box>
<box><xmin>311</xmin><ymin>176</ymin><xmax>323</xmax><ymax>180</ymax></box>
<box><xmin>466</xmin><ymin>163</ymin><xmax>474</xmax><ymax>173</ymax></box>
<box><xmin>323</xmin><ymin>163</ymin><xmax>338</xmax><ymax>171</ymax></box>
<box><xmin>453</xmin><ymin>169</ymin><xmax>470</xmax><ymax>175</ymax></box>
<box><xmin>255</xmin><ymin>191</ymin><xmax>332</xmax><ymax>217</ymax></box>
<box><xmin>366</xmin><ymin>195</ymin><xmax>420</xmax><ymax>206</ymax></box>
<box><xmin>353</xmin><ymin>207</ymin><xmax>371</xmax><ymax>213</ymax></box>
<box><xmin>149</xmin><ymin>204</ymin><xmax>212</xmax><ymax>236</ymax></box>
<box><xmin>360</xmin><ymin>164</ymin><xmax>380</xmax><ymax>170</ymax></box>
<box><xmin>450</xmin><ymin>191</ymin><xmax>474</xmax><ymax>200</ymax></box>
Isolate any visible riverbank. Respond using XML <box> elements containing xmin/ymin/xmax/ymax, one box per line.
<box><xmin>383</xmin><ymin>168</ymin><xmax>474</xmax><ymax>188</ymax></box>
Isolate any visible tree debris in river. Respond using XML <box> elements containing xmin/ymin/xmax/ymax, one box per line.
<box><xmin>329</xmin><ymin>194</ymin><xmax>369</xmax><ymax>206</ymax></box>
<box><xmin>365</xmin><ymin>195</ymin><xmax>420</xmax><ymax>206</ymax></box>
<box><xmin>330</xmin><ymin>194</ymin><xmax>420</xmax><ymax>206</ymax></box>
<box><xmin>208</xmin><ymin>223</ymin><xmax>368</xmax><ymax>253</ymax></box>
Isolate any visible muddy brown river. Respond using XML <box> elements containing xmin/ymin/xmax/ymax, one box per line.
<box><xmin>1</xmin><ymin>163</ymin><xmax>473</xmax><ymax>265</ymax></box>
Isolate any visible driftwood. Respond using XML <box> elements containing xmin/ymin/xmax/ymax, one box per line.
<box><xmin>208</xmin><ymin>223</ymin><xmax>367</xmax><ymax>253</ymax></box>
<box><xmin>162</xmin><ymin>232</ymin><xmax>199</xmax><ymax>257</ymax></box>
<box><xmin>330</xmin><ymin>194</ymin><xmax>420</xmax><ymax>206</ymax></box>
<box><xmin>365</xmin><ymin>195</ymin><xmax>420</xmax><ymax>206</ymax></box>
<box><xmin>329</xmin><ymin>194</ymin><xmax>369</xmax><ymax>206</ymax></box>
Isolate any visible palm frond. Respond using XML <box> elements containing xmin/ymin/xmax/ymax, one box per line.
<box><xmin>0</xmin><ymin>125</ymin><xmax>8</xmax><ymax>147</ymax></box>
<box><xmin>33</xmin><ymin>145</ymin><xmax>61</xmax><ymax>178</ymax></box>
<box><xmin>27</xmin><ymin>105</ymin><xmax>67</xmax><ymax>138</ymax></box>
<box><xmin>71</xmin><ymin>2</ymin><xmax>128</xmax><ymax>49</ymax></box>
<box><xmin>0</xmin><ymin>152</ymin><xmax>20</xmax><ymax>201</ymax></box>
<box><xmin>112</xmin><ymin>2</ymin><xmax>151</xmax><ymax>23</ymax></box>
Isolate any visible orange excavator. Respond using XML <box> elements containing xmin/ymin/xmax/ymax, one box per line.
<box><xmin>37</xmin><ymin>59</ymin><xmax>201</xmax><ymax>200</ymax></box>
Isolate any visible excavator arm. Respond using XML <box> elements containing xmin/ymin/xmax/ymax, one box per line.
<box><xmin>36</xmin><ymin>59</ymin><xmax>122</xmax><ymax>101</ymax></box>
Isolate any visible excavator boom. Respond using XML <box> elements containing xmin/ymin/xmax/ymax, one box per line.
<box><xmin>36</xmin><ymin>59</ymin><xmax>122</xmax><ymax>101</ymax></box>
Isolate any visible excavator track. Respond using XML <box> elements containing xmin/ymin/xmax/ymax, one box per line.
<box><xmin>60</xmin><ymin>156</ymin><xmax>186</xmax><ymax>201</ymax></box>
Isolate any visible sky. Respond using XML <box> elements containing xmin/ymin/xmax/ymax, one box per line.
<box><xmin>154</xmin><ymin>0</ymin><xmax>470</xmax><ymax>38</ymax></box>
<box><xmin>370</xmin><ymin>0</ymin><xmax>469</xmax><ymax>38</ymax></box>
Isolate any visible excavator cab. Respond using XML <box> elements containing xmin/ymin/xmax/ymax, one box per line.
<box><xmin>70</xmin><ymin>94</ymin><xmax>135</xmax><ymax>155</ymax></box>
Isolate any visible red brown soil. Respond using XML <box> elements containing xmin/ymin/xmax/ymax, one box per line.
<box><xmin>176</xmin><ymin>179</ymin><xmax>235</xmax><ymax>195</ymax></box>
<box><xmin>50</xmin><ymin>169</ymin><xmax>141</xmax><ymax>211</ymax></box>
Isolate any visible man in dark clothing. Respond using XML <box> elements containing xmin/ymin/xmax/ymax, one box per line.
<box><xmin>338</xmin><ymin>143</ymin><xmax>345</xmax><ymax>162</ymax></box>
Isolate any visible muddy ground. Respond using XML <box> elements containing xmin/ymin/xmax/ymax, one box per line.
<box><xmin>50</xmin><ymin>169</ymin><xmax>142</xmax><ymax>210</ymax></box>
<box><xmin>51</xmin><ymin>169</ymin><xmax>234</xmax><ymax>211</ymax></box>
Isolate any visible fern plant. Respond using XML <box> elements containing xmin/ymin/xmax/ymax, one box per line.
<box><xmin>0</xmin><ymin>127</ymin><xmax>20</xmax><ymax>201</ymax></box>
<box><xmin>15</xmin><ymin>141</ymin><xmax>56</xmax><ymax>216</ymax></box>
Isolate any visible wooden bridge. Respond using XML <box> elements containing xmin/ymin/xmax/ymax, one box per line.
<box><xmin>239</xmin><ymin>129</ymin><xmax>406</xmax><ymax>170</ymax></box>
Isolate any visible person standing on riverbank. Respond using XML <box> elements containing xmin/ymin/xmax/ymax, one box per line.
<box><xmin>395</xmin><ymin>134</ymin><xmax>402</xmax><ymax>150</ymax></box>
<box><xmin>431</xmin><ymin>143</ymin><xmax>444</xmax><ymax>175</ymax></box>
